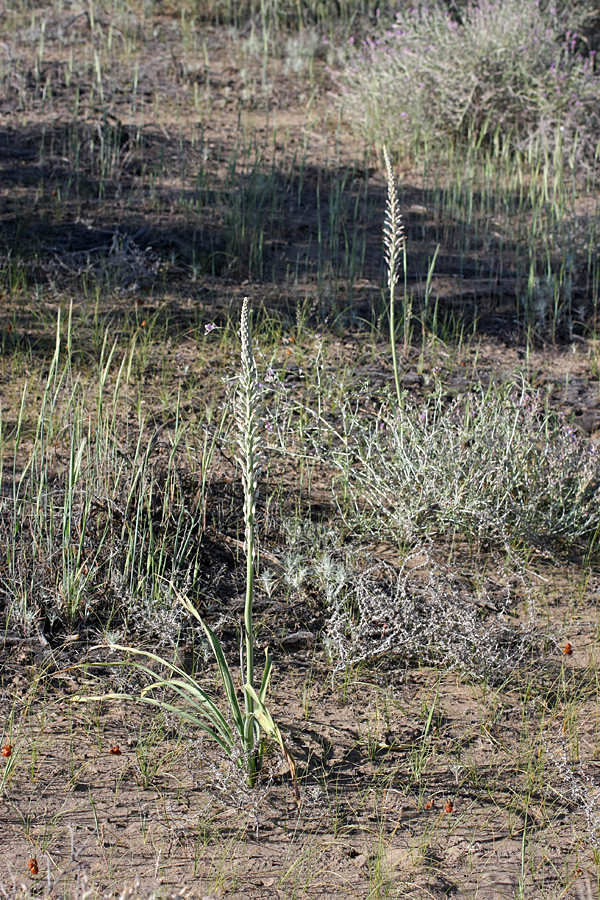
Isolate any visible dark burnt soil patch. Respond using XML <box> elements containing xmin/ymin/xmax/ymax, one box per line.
<box><xmin>3</xmin><ymin>114</ymin><xmax>592</xmax><ymax>348</ymax></box>
<box><xmin>2</xmin><ymin>12</ymin><xmax>596</xmax><ymax>353</ymax></box>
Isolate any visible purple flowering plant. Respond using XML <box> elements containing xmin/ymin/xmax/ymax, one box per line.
<box><xmin>340</xmin><ymin>0</ymin><xmax>600</xmax><ymax>164</ymax></box>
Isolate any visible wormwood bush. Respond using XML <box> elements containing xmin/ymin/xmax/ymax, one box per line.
<box><xmin>340</xmin><ymin>0</ymin><xmax>600</xmax><ymax>163</ymax></box>
<box><xmin>327</xmin><ymin>382</ymin><xmax>600</xmax><ymax>555</ymax></box>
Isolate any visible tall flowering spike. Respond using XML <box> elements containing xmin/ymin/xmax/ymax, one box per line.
<box><xmin>382</xmin><ymin>146</ymin><xmax>406</xmax><ymax>403</ymax></box>
<box><xmin>236</xmin><ymin>296</ymin><xmax>263</xmax><ymax>777</ymax></box>
<box><xmin>240</xmin><ymin>296</ymin><xmax>258</xmax><ymax>391</ymax></box>
<box><xmin>236</xmin><ymin>297</ymin><xmax>263</xmax><ymax>560</ymax></box>
<box><xmin>383</xmin><ymin>146</ymin><xmax>405</xmax><ymax>290</ymax></box>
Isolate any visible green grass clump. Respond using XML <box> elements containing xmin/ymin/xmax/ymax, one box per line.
<box><xmin>0</xmin><ymin>314</ymin><xmax>226</xmax><ymax>637</ymax></box>
<box><xmin>191</xmin><ymin>0</ymin><xmax>398</xmax><ymax>30</ymax></box>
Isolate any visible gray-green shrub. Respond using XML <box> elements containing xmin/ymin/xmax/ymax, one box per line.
<box><xmin>340</xmin><ymin>0</ymin><xmax>600</xmax><ymax>164</ymax></box>
<box><xmin>324</xmin><ymin>381</ymin><xmax>600</xmax><ymax>556</ymax></box>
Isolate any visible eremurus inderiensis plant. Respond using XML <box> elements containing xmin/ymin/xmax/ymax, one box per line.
<box><xmin>72</xmin><ymin>298</ymin><xmax>298</xmax><ymax>798</ymax></box>
<box><xmin>383</xmin><ymin>145</ymin><xmax>407</xmax><ymax>405</ymax></box>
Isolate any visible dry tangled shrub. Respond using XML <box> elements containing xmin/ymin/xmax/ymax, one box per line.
<box><xmin>543</xmin><ymin>730</ymin><xmax>600</xmax><ymax>848</ymax></box>
<box><xmin>323</xmin><ymin>551</ymin><xmax>543</xmax><ymax>682</ymax></box>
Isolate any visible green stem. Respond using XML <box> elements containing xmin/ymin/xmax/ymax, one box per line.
<box><xmin>390</xmin><ymin>277</ymin><xmax>402</xmax><ymax>407</ymax></box>
<box><xmin>244</xmin><ymin>468</ymin><xmax>256</xmax><ymax>785</ymax></box>
<box><xmin>402</xmin><ymin>240</ymin><xmax>411</xmax><ymax>362</ymax></box>
<box><xmin>239</xmin><ymin>296</ymin><xmax>260</xmax><ymax>786</ymax></box>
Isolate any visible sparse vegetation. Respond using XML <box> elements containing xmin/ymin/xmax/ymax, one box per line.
<box><xmin>1</xmin><ymin>1</ymin><xmax>600</xmax><ymax>897</ymax></box>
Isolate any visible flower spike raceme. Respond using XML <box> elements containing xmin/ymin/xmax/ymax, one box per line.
<box><xmin>383</xmin><ymin>145</ymin><xmax>407</xmax><ymax>405</ymax></box>
<box><xmin>236</xmin><ymin>296</ymin><xmax>263</xmax><ymax>763</ymax></box>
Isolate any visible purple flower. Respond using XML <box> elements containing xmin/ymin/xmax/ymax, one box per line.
<box><xmin>205</xmin><ymin>323</ymin><xmax>216</xmax><ymax>334</ymax></box>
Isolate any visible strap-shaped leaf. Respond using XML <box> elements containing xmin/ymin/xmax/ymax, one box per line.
<box><xmin>174</xmin><ymin>594</ymin><xmax>246</xmax><ymax>742</ymax></box>
<box><xmin>244</xmin><ymin>683</ymin><xmax>300</xmax><ymax>807</ymax></box>
<box><xmin>74</xmin><ymin>645</ymin><xmax>235</xmax><ymax>748</ymax></box>
<box><xmin>71</xmin><ymin>691</ymin><xmax>234</xmax><ymax>755</ymax></box>
<box><xmin>108</xmin><ymin>640</ymin><xmax>243</xmax><ymax>739</ymax></box>
<box><xmin>258</xmin><ymin>648</ymin><xmax>273</xmax><ymax>706</ymax></box>
<box><xmin>111</xmin><ymin>645</ymin><xmax>237</xmax><ymax>743</ymax></box>
<box><xmin>141</xmin><ymin>678</ymin><xmax>233</xmax><ymax>744</ymax></box>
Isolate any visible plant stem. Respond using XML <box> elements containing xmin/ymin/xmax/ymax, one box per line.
<box><xmin>389</xmin><ymin>262</ymin><xmax>401</xmax><ymax>407</ymax></box>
